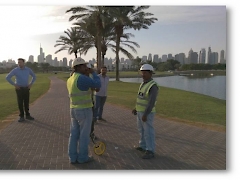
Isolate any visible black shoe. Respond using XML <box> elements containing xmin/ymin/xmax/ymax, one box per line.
<box><xmin>70</xmin><ymin>160</ymin><xmax>79</xmax><ymax>164</ymax></box>
<box><xmin>134</xmin><ymin>146</ymin><xmax>146</xmax><ymax>152</ymax></box>
<box><xmin>142</xmin><ymin>150</ymin><xmax>154</xmax><ymax>159</ymax></box>
<box><xmin>26</xmin><ymin>115</ymin><xmax>34</xmax><ymax>120</ymax></box>
<box><xmin>79</xmin><ymin>156</ymin><xmax>94</xmax><ymax>164</ymax></box>
<box><xmin>18</xmin><ymin>117</ymin><xmax>25</xmax><ymax>122</ymax></box>
<box><xmin>98</xmin><ymin>118</ymin><xmax>106</xmax><ymax>122</ymax></box>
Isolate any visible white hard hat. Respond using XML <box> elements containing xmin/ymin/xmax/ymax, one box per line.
<box><xmin>72</xmin><ymin>57</ymin><xmax>87</xmax><ymax>68</ymax></box>
<box><xmin>140</xmin><ymin>64</ymin><xmax>154</xmax><ymax>72</ymax></box>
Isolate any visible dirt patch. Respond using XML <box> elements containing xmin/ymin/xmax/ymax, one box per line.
<box><xmin>0</xmin><ymin>112</ymin><xmax>18</xmax><ymax>132</ymax></box>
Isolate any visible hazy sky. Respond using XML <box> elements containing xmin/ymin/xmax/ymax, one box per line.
<box><xmin>0</xmin><ymin>1</ymin><xmax>228</xmax><ymax>63</ymax></box>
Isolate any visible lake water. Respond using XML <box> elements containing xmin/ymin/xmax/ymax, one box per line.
<box><xmin>110</xmin><ymin>75</ymin><xmax>226</xmax><ymax>100</ymax></box>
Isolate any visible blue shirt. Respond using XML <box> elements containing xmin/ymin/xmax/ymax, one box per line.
<box><xmin>77</xmin><ymin>72</ymin><xmax>101</xmax><ymax>91</ymax></box>
<box><xmin>6</xmin><ymin>66</ymin><xmax>36</xmax><ymax>87</ymax></box>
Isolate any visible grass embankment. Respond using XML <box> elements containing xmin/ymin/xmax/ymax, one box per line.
<box><xmin>57</xmin><ymin>72</ymin><xmax>226</xmax><ymax>131</ymax></box>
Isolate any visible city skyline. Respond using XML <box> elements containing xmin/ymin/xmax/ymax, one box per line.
<box><xmin>0</xmin><ymin>44</ymin><xmax>226</xmax><ymax>65</ymax></box>
<box><xmin>0</xmin><ymin>4</ymin><xmax>226</xmax><ymax>64</ymax></box>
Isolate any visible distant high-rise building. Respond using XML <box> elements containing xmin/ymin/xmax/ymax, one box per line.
<box><xmin>199</xmin><ymin>48</ymin><xmax>206</xmax><ymax>64</ymax></box>
<box><xmin>147</xmin><ymin>53</ymin><xmax>152</xmax><ymax>61</ymax></box>
<box><xmin>38</xmin><ymin>44</ymin><xmax>45</xmax><ymax>63</ymax></box>
<box><xmin>162</xmin><ymin>54</ymin><xmax>167</xmax><ymax>62</ymax></box>
<box><xmin>63</xmin><ymin>57</ymin><xmax>67</xmax><ymax>67</ymax></box>
<box><xmin>59</xmin><ymin>60</ymin><xmax>63</xmax><ymax>67</ymax></box>
<box><xmin>28</xmin><ymin>55</ymin><xmax>34</xmax><ymax>62</ymax></box>
<box><xmin>174</xmin><ymin>54</ymin><xmax>179</xmax><ymax>62</ymax></box>
<box><xmin>69</xmin><ymin>59</ymin><xmax>73</xmax><ymax>67</ymax></box>
<box><xmin>178</xmin><ymin>53</ymin><xmax>185</xmax><ymax>64</ymax></box>
<box><xmin>153</xmin><ymin>54</ymin><xmax>159</xmax><ymax>63</ymax></box>
<box><xmin>207</xmin><ymin>46</ymin><xmax>212</xmax><ymax>64</ymax></box>
<box><xmin>187</xmin><ymin>49</ymin><xmax>193</xmax><ymax>64</ymax></box>
<box><xmin>141</xmin><ymin>56</ymin><xmax>147</xmax><ymax>62</ymax></box>
<box><xmin>167</xmin><ymin>54</ymin><xmax>173</xmax><ymax>60</ymax></box>
<box><xmin>46</xmin><ymin>54</ymin><xmax>52</xmax><ymax>66</ymax></box>
<box><xmin>188</xmin><ymin>49</ymin><xmax>198</xmax><ymax>64</ymax></box>
<box><xmin>220</xmin><ymin>50</ymin><xmax>225</xmax><ymax>63</ymax></box>
<box><xmin>53</xmin><ymin>57</ymin><xmax>58</xmax><ymax>67</ymax></box>
<box><xmin>212</xmin><ymin>52</ymin><xmax>219</xmax><ymax>64</ymax></box>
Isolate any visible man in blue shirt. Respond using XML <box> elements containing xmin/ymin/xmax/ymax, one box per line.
<box><xmin>6</xmin><ymin>58</ymin><xmax>36</xmax><ymax>122</ymax></box>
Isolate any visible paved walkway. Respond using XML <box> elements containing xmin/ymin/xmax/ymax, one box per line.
<box><xmin>0</xmin><ymin>76</ymin><xmax>226</xmax><ymax>170</ymax></box>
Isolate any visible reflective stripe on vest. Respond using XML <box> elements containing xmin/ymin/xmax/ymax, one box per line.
<box><xmin>136</xmin><ymin>80</ymin><xmax>157</xmax><ymax>112</ymax></box>
<box><xmin>67</xmin><ymin>73</ymin><xmax>93</xmax><ymax>109</ymax></box>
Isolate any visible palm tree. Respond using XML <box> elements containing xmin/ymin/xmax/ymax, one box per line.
<box><xmin>74</xmin><ymin>15</ymin><xmax>139</xmax><ymax>68</ymax></box>
<box><xmin>54</xmin><ymin>27</ymin><xmax>87</xmax><ymax>58</ymax></box>
<box><xmin>105</xmin><ymin>6</ymin><xmax>158</xmax><ymax>81</ymax></box>
<box><xmin>66</xmin><ymin>6</ymin><xmax>107</xmax><ymax>70</ymax></box>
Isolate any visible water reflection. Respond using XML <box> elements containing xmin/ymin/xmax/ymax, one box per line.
<box><xmin>110</xmin><ymin>75</ymin><xmax>226</xmax><ymax>100</ymax></box>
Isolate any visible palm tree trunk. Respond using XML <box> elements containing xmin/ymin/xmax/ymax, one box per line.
<box><xmin>115</xmin><ymin>34</ymin><xmax>121</xmax><ymax>81</ymax></box>
<box><xmin>96</xmin><ymin>14</ymin><xmax>102</xmax><ymax>72</ymax></box>
<box><xmin>102</xmin><ymin>53</ymin><xmax>105</xmax><ymax>67</ymax></box>
<box><xmin>74</xmin><ymin>52</ymin><xmax>77</xmax><ymax>58</ymax></box>
<box><xmin>97</xmin><ymin>36</ymin><xmax>102</xmax><ymax>70</ymax></box>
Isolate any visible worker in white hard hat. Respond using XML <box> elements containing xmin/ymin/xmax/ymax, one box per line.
<box><xmin>132</xmin><ymin>63</ymin><xmax>159</xmax><ymax>159</ymax></box>
<box><xmin>66</xmin><ymin>57</ymin><xmax>101</xmax><ymax>164</ymax></box>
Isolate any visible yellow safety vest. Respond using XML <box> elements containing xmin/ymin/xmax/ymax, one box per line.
<box><xmin>67</xmin><ymin>73</ymin><xmax>93</xmax><ymax>109</ymax></box>
<box><xmin>135</xmin><ymin>80</ymin><xmax>158</xmax><ymax>112</ymax></box>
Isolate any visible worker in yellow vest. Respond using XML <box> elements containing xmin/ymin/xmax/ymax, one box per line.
<box><xmin>67</xmin><ymin>57</ymin><xmax>101</xmax><ymax>164</ymax></box>
<box><xmin>132</xmin><ymin>64</ymin><xmax>159</xmax><ymax>159</ymax></box>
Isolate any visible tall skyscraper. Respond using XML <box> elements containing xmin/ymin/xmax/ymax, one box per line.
<box><xmin>188</xmin><ymin>49</ymin><xmax>198</xmax><ymax>64</ymax></box>
<box><xmin>46</xmin><ymin>54</ymin><xmax>53</xmax><ymax>66</ymax></box>
<box><xmin>178</xmin><ymin>53</ymin><xmax>185</xmax><ymax>64</ymax></box>
<box><xmin>199</xmin><ymin>48</ymin><xmax>206</xmax><ymax>64</ymax></box>
<box><xmin>162</xmin><ymin>55</ymin><xmax>167</xmax><ymax>62</ymax></box>
<box><xmin>220</xmin><ymin>50</ymin><xmax>225</xmax><ymax>63</ymax></box>
<box><xmin>147</xmin><ymin>53</ymin><xmax>152</xmax><ymax>61</ymax></box>
<box><xmin>28</xmin><ymin>55</ymin><xmax>34</xmax><ymax>62</ymax></box>
<box><xmin>63</xmin><ymin>57</ymin><xmax>67</xmax><ymax>67</ymax></box>
<box><xmin>212</xmin><ymin>52</ymin><xmax>219</xmax><ymax>64</ymax></box>
<box><xmin>141</xmin><ymin>56</ymin><xmax>147</xmax><ymax>62</ymax></box>
<box><xmin>153</xmin><ymin>54</ymin><xmax>159</xmax><ymax>63</ymax></box>
<box><xmin>167</xmin><ymin>54</ymin><xmax>173</xmax><ymax>60</ymax></box>
<box><xmin>69</xmin><ymin>59</ymin><xmax>73</xmax><ymax>67</ymax></box>
<box><xmin>207</xmin><ymin>46</ymin><xmax>212</xmax><ymax>64</ymax></box>
<box><xmin>38</xmin><ymin>44</ymin><xmax>45</xmax><ymax>63</ymax></box>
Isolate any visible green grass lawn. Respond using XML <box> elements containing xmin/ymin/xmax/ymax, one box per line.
<box><xmin>0</xmin><ymin>72</ymin><xmax>226</xmax><ymax>129</ymax></box>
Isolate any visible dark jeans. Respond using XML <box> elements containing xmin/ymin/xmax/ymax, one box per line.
<box><xmin>15</xmin><ymin>87</ymin><xmax>30</xmax><ymax>118</ymax></box>
<box><xmin>93</xmin><ymin>96</ymin><xmax>107</xmax><ymax>120</ymax></box>
<box><xmin>90</xmin><ymin>107</ymin><xmax>94</xmax><ymax>134</ymax></box>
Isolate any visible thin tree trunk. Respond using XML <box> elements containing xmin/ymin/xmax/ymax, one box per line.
<box><xmin>102</xmin><ymin>53</ymin><xmax>105</xmax><ymax>67</ymax></box>
<box><xmin>97</xmin><ymin>36</ymin><xmax>102</xmax><ymax>71</ymax></box>
<box><xmin>115</xmin><ymin>34</ymin><xmax>121</xmax><ymax>81</ymax></box>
